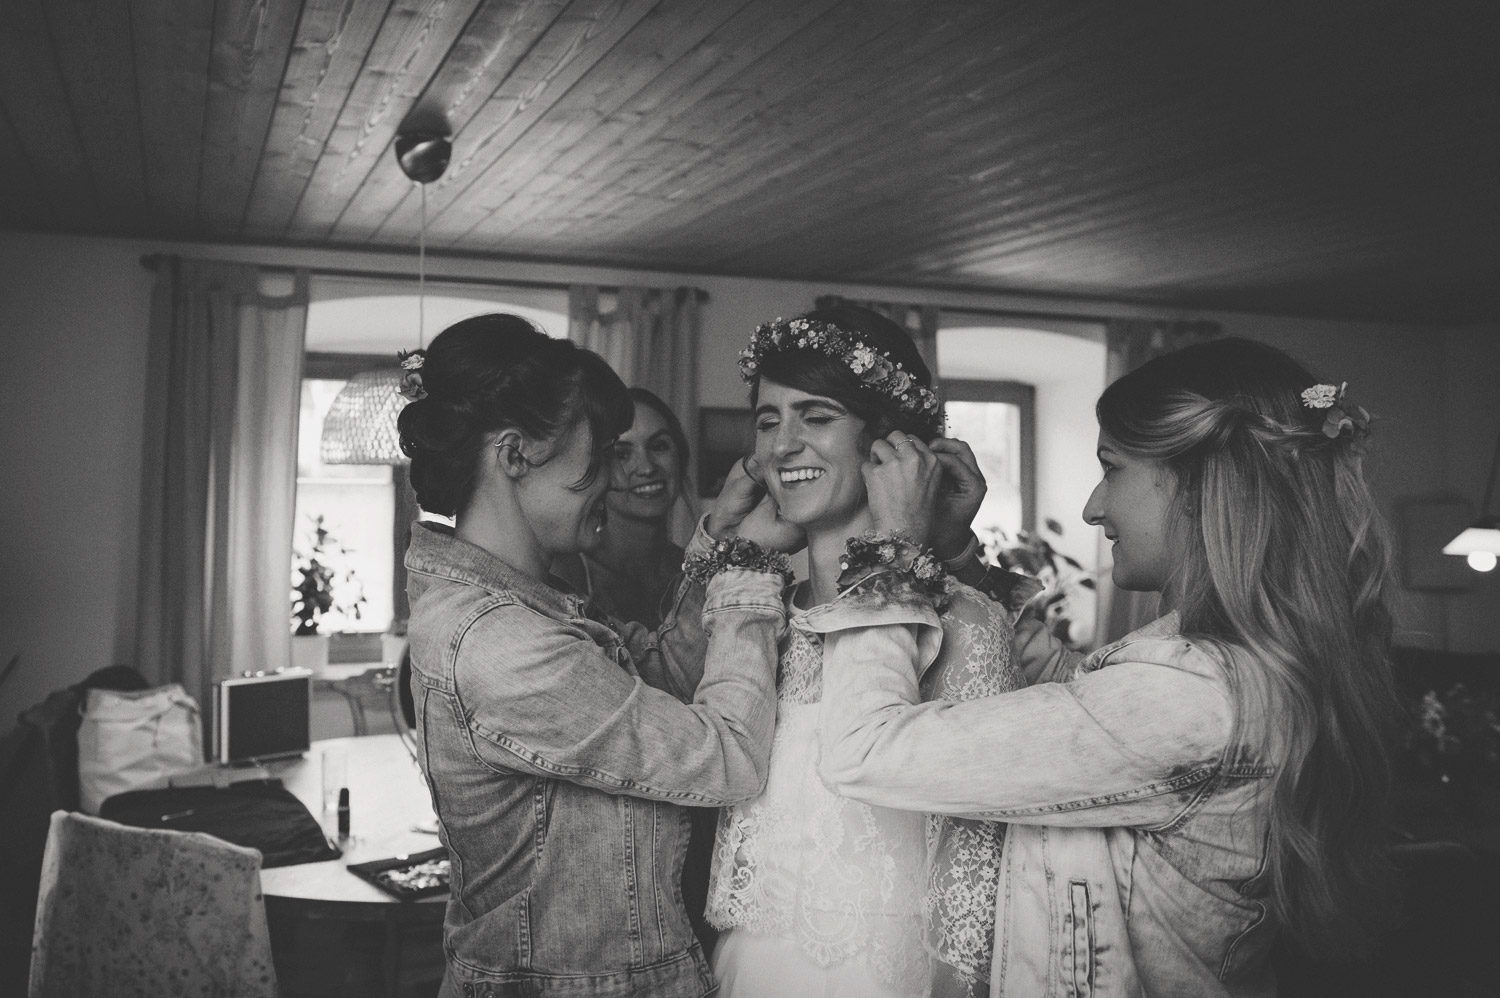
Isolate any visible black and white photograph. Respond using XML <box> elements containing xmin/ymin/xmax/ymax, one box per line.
<box><xmin>2</xmin><ymin>3</ymin><xmax>1498</xmax><ymax>996</ymax></box>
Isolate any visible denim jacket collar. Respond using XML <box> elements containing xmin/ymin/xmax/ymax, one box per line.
<box><xmin>405</xmin><ymin>520</ymin><xmax>589</xmax><ymax>623</ymax></box>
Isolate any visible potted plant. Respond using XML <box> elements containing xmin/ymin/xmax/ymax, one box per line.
<box><xmin>978</xmin><ymin>518</ymin><xmax>1098</xmax><ymax>651</ymax></box>
<box><xmin>290</xmin><ymin>515</ymin><xmax>367</xmax><ymax>672</ymax></box>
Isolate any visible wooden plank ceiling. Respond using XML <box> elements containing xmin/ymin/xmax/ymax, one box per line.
<box><xmin>1</xmin><ymin>0</ymin><xmax>1497</xmax><ymax>323</ymax></box>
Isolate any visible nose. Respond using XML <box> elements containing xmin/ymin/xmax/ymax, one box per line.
<box><xmin>770</xmin><ymin>421</ymin><xmax>803</xmax><ymax>459</ymax></box>
<box><xmin>622</xmin><ymin>450</ymin><xmax>650</xmax><ymax>478</ymax></box>
<box><xmin>1082</xmin><ymin>481</ymin><xmax>1105</xmax><ymax>527</ymax></box>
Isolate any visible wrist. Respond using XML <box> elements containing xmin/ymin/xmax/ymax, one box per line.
<box><xmin>684</xmin><ymin>535</ymin><xmax>794</xmax><ymax>586</ymax></box>
<box><xmin>936</xmin><ymin>532</ymin><xmax>980</xmax><ymax>571</ymax></box>
<box><xmin>837</xmin><ymin>531</ymin><xmax>952</xmax><ymax>610</ymax></box>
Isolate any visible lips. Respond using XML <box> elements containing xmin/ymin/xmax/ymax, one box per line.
<box><xmin>628</xmin><ymin>481</ymin><xmax>667</xmax><ymax>498</ymax></box>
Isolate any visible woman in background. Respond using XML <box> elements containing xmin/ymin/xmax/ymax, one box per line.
<box><xmin>820</xmin><ymin>337</ymin><xmax>1400</xmax><ymax>996</ymax></box>
<box><xmin>555</xmin><ymin>387</ymin><xmax>695</xmax><ymax>629</ymax></box>
<box><xmin>397</xmin><ymin>314</ymin><xmax>797</xmax><ymax>998</ymax></box>
<box><xmin>707</xmin><ymin>304</ymin><xmax>1027</xmax><ymax>998</ymax></box>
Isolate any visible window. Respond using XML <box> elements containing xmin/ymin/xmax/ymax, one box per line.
<box><xmin>937</xmin><ymin>317</ymin><xmax>1108</xmax><ymax>574</ymax></box>
<box><xmin>941</xmin><ymin>380</ymin><xmax>1036</xmax><ymax>537</ymax></box>
<box><xmin>296</xmin><ymin>280</ymin><xmax>567</xmax><ymax>643</ymax></box>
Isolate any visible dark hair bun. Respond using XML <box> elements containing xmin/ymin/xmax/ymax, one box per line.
<box><xmin>396</xmin><ymin>314</ymin><xmax>631</xmax><ymax>516</ymax></box>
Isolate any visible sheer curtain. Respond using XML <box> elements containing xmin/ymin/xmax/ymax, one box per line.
<box><xmin>568</xmin><ymin>284</ymin><xmax>706</xmax><ymax>541</ymax></box>
<box><xmin>814</xmin><ymin>294</ymin><xmax>941</xmax><ymax>389</ymax></box>
<box><xmin>1095</xmin><ymin>318</ymin><xmax>1222</xmax><ymax>644</ymax></box>
<box><xmin>135</xmin><ymin>258</ymin><xmax>308</xmax><ymax>711</ymax></box>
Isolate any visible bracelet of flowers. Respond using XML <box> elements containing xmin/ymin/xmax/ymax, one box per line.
<box><xmin>683</xmin><ymin>536</ymin><xmax>794</xmax><ymax>586</ymax></box>
<box><xmin>836</xmin><ymin>532</ymin><xmax>953</xmax><ymax>610</ymax></box>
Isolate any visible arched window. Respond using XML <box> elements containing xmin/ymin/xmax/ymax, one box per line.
<box><xmin>295</xmin><ymin>278</ymin><xmax>567</xmax><ymax>657</ymax></box>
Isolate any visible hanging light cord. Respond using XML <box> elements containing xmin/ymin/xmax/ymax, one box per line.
<box><xmin>417</xmin><ymin>181</ymin><xmax>427</xmax><ymax>349</ymax></box>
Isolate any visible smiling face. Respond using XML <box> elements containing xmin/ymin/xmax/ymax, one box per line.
<box><xmin>515</xmin><ymin>420</ymin><xmax>614</xmax><ymax>560</ymax></box>
<box><xmin>754</xmin><ymin>380</ymin><xmax>874</xmax><ymax>537</ymax></box>
<box><xmin>1083</xmin><ymin>430</ymin><xmax>1181</xmax><ymax>594</ymax></box>
<box><xmin>606</xmin><ymin>401</ymin><xmax>683</xmax><ymax>524</ymax></box>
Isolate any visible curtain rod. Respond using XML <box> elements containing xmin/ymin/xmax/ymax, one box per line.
<box><xmin>137</xmin><ymin>253</ymin><xmax>711</xmax><ymax>301</ymax></box>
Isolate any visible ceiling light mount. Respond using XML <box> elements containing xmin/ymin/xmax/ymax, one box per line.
<box><xmin>395</xmin><ymin>131</ymin><xmax>451</xmax><ymax>185</ymax></box>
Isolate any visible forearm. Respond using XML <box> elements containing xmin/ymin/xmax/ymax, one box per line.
<box><xmin>817</xmin><ymin>625</ymin><xmax>1234</xmax><ymax>825</ymax></box>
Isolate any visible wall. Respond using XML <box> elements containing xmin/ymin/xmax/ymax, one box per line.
<box><xmin>1</xmin><ymin>229</ymin><xmax>1494</xmax><ymax>725</ymax></box>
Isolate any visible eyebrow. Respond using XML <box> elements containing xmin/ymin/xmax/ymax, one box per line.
<box><xmin>755</xmin><ymin>398</ymin><xmax>846</xmax><ymax>417</ymax></box>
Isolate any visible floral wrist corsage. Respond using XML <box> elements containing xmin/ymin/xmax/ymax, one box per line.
<box><xmin>683</xmin><ymin>536</ymin><xmax>794</xmax><ymax>586</ymax></box>
<box><xmin>836</xmin><ymin>532</ymin><xmax>953</xmax><ymax>611</ymax></box>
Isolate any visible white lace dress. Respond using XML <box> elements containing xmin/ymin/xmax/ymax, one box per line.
<box><xmin>706</xmin><ymin>583</ymin><xmax>1024</xmax><ymax>998</ymax></box>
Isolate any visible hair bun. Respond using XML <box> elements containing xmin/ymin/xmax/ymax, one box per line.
<box><xmin>398</xmin><ymin>397</ymin><xmax>471</xmax><ymax>457</ymax></box>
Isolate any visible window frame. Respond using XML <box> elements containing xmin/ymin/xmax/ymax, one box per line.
<box><xmin>942</xmin><ymin>378</ymin><xmax>1037</xmax><ymax>533</ymax></box>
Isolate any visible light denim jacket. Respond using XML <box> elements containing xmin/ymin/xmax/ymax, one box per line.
<box><xmin>815</xmin><ymin>604</ymin><xmax>1280</xmax><ymax>998</ymax></box>
<box><xmin>404</xmin><ymin>522</ymin><xmax>786</xmax><ymax>998</ymax></box>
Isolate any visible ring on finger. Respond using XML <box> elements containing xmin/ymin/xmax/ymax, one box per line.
<box><xmin>894</xmin><ymin>435</ymin><xmax>912</xmax><ymax>449</ymax></box>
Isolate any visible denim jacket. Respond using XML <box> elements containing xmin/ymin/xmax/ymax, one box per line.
<box><xmin>404</xmin><ymin>522</ymin><xmax>786</xmax><ymax>997</ymax></box>
<box><xmin>816</xmin><ymin>604</ymin><xmax>1279</xmax><ymax>998</ymax></box>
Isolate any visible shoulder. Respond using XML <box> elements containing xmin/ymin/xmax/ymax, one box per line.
<box><xmin>925</xmin><ymin>583</ymin><xmax>1026</xmax><ymax>698</ymax></box>
<box><xmin>1092</xmin><ymin>633</ymin><xmax>1229</xmax><ymax>686</ymax></box>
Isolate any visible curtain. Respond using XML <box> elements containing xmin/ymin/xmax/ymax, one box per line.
<box><xmin>1095</xmin><ymin>318</ymin><xmax>1222</xmax><ymax>644</ymax></box>
<box><xmin>814</xmin><ymin>294</ymin><xmax>942</xmax><ymax>389</ymax></box>
<box><xmin>136</xmin><ymin>259</ymin><xmax>309</xmax><ymax>713</ymax></box>
<box><xmin>568</xmin><ymin>284</ymin><xmax>705</xmax><ymax>543</ymax></box>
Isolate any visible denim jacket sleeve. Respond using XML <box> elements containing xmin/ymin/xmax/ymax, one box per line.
<box><xmin>817</xmin><ymin>621</ymin><xmax>1235</xmax><ymax>828</ymax></box>
<box><xmin>613</xmin><ymin>515</ymin><xmax>720</xmax><ymax>702</ymax></box>
<box><xmin>457</xmin><ymin>566</ymin><xmax>785</xmax><ymax>806</ymax></box>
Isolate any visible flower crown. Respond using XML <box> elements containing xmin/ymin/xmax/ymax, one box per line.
<box><xmin>1300</xmin><ymin>381</ymin><xmax>1370</xmax><ymax>439</ymax></box>
<box><xmin>737</xmin><ymin>317</ymin><xmax>942</xmax><ymax>423</ymax></box>
<box><xmin>397</xmin><ymin>349</ymin><xmax>426</xmax><ymax>401</ymax></box>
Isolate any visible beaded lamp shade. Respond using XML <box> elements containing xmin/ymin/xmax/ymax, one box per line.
<box><xmin>319</xmin><ymin>370</ymin><xmax>407</xmax><ymax>465</ymax></box>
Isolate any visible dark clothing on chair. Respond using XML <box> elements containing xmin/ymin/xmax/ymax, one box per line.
<box><xmin>0</xmin><ymin>666</ymin><xmax>147</xmax><ymax>993</ymax></box>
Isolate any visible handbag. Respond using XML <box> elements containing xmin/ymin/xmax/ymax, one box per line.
<box><xmin>77</xmin><ymin>684</ymin><xmax>204</xmax><ymax>813</ymax></box>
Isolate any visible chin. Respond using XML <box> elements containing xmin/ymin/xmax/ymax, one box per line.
<box><xmin>1110</xmin><ymin>566</ymin><xmax>1162</xmax><ymax>593</ymax></box>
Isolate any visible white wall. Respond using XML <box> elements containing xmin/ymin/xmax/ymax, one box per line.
<box><xmin>2</xmin><ymin>229</ymin><xmax>1495</xmax><ymax>725</ymax></box>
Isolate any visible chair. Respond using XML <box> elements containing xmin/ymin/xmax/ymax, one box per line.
<box><xmin>28</xmin><ymin>810</ymin><xmax>277</xmax><ymax>998</ymax></box>
<box><xmin>0</xmin><ymin>666</ymin><xmax>147</xmax><ymax>994</ymax></box>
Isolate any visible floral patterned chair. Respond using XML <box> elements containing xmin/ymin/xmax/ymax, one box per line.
<box><xmin>28</xmin><ymin>810</ymin><xmax>277</xmax><ymax>997</ymax></box>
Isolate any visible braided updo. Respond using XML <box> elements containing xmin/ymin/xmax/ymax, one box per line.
<box><xmin>396</xmin><ymin>314</ymin><xmax>632</xmax><ymax>517</ymax></box>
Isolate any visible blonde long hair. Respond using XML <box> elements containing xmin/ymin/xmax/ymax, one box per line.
<box><xmin>1097</xmin><ymin>338</ymin><xmax>1398</xmax><ymax>955</ymax></box>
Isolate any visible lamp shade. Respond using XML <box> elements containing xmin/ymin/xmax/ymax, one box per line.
<box><xmin>1443</xmin><ymin>515</ymin><xmax>1500</xmax><ymax>556</ymax></box>
<box><xmin>319</xmin><ymin>369</ymin><xmax>408</xmax><ymax>465</ymax></box>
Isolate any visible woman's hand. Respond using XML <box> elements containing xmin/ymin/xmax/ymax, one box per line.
<box><xmin>929</xmin><ymin>437</ymin><xmax>987</xmax><ymax>561</ymax></box>
<box><xmin>863</xmin><ymin>431</ymin><xmax>941</xmax><ymax>547</ymax></box>
<box><xmin>707</xmin><ymin>456</ymin><xmax>806</xmax><ymax>553</ymax></box>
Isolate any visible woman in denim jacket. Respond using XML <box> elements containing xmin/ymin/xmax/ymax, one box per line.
<box><xmin>397</xmin><ymin>315</ymin><xmax>800</xmax><ymax>998</ymax></box>
<box><xmin>814</xmin><ymin>338</ymin><xmax>1399</xmax><ymax>996</ymax></box>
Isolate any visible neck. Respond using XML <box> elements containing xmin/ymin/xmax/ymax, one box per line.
<box><xmin>591</xmin><ymin>511</ymin><xmax>672</xmax><ymax>567</ymax></box>
<box><xmin>804</xmin><ymin>508</ymin><xmax>875</xmax><ymax>606</ymax></box>
<box><xmin>455</xmin><ymin>480</ymin><xmax>549</xmax><ymax>582</ymax></box>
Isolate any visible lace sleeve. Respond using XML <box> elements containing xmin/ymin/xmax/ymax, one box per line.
<box><xmin>920</xmin><ymin>583</ymin><xmax>1026</xmax><ymax>996</ymax></box>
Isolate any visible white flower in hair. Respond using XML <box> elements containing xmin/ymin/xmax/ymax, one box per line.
<box><xmin>1300</xmin><ymin>383</ymin><xmax>1342</xmax><ymax>409</ymax></box>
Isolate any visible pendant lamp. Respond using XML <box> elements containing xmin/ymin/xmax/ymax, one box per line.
<box><xmin>1443</xmin><ymin>423</ymin><xmax>1500</xmax><ymax>572</ymax></box>
<box><xmin>319</xmin><ymin>130</ymin><xmax>452</xmax><ymax>465</ymax></box>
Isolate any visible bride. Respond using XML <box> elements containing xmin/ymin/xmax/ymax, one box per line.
<box><xmin>705</xmin><ymin>304</ymin><xmax>1029</xmax><ymax>997</ymax></box>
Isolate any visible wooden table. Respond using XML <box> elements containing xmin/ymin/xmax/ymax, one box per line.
<box><xmin>258</xmin><ymin>735</ymin><xmax>446</xmax><ymax>997</ymax></box>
